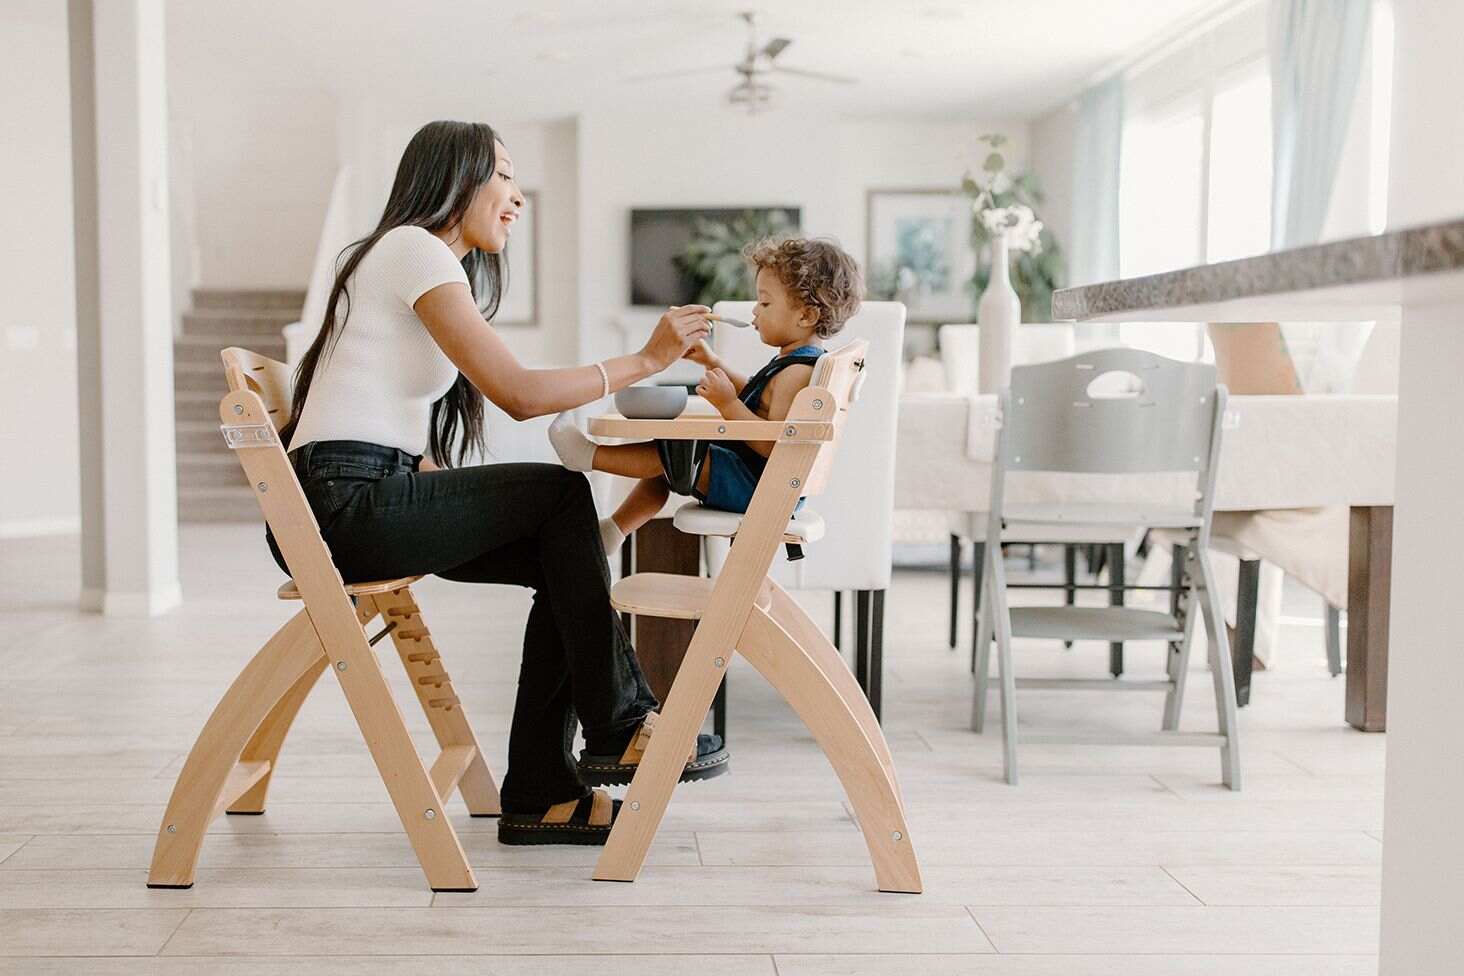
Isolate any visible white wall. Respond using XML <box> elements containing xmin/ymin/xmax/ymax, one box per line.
<box><xmin>576</xmin><ymin>108</ymin><xmax>1028</xmax><ymax>363</ymax></box>
<box><xmin>168</xmin><ymin>82</ymin><xmax>338</xmax><ymax>291</ymax></box>
<box><xmin>0</xmin><ymin>0</ymin><xmax>80</xmax><ymax>537</ymax></box>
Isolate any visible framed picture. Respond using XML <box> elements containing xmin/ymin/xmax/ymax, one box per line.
<box><xmin>866</xmin><ymin>189</ymin><xmax>977</xmax><ymax>324</ymax></box>
<box><xmin>497</xmin><ymin>190</ymin><xmax>538</xmax><ymax>325</ymax></box>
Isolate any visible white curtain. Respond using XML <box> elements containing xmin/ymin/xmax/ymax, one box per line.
<box><xmin>1270</xmin><ymin>0</ymin><xmax>1374</xmax><ymax>394</ymax></box>
<box><xmin>1068</xmin><ymin>76</ymin><xmax>1124</xmax><ymax>287</ymax></box>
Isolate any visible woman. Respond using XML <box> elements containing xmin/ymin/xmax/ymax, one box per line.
<box><xmin>268</xmin><ymin>120</ymin><xmax>728</xmax><ymax>846</ymax></box>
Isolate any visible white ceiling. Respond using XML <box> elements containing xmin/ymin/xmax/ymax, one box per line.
<box><xmin>168</xmin><ymin>0</ymin><xmax>1232</xmax><ymax>122</ymax></box>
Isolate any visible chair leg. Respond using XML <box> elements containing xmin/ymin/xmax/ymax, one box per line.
<box><xmin>739</xmin><ymin>607</ymin><xmax>920</xmax><ymax>892</ymax></box>
<box><xmin>948</xmin><ymin>534</ymin><xmax>962</xmax><ymax>649</ymax></box>
<box><xmin>1063</xmin><ymin>544</ymin><xmax>1077</xmax><ymax>650</ymax></box>
<box><xmin>1233</xmin><ymin>558</ymin><xmax>1261</xmax><ymax>707</ymax></box>
<box><xmin>1108</xmin><ymin>542</ymin><xmax>1125</xmax><ymax>678</ymax></box>
<box><xmin>833</xmin><ymin>590</ymin><xmax>842</xmax><ymax>650</ymax></box>
<box><xmin>969</xmin><ymin>541</ymin><xmax>986</xmax><ymax>672</ymax></box>
<box><xmin>1162</xmin><ymin>580</ymin><xmax>1198</xmax><ymax>731</ymax></box>
<box><xmin>764</xmin><ymin>583</ymin><xmax>901</xmax><ymax>806</ymax></box>
<box><xmin>988</xmin><ymin>554</ymin><xmax>1019</xmax><ymax>785</ymax></box>
<box><xmin>1194</xmin><ymin>545</ymin><xmax>1243</xmax><ymax>790</ymax></box>
<box><xmin>854</xmin><ymin>590</ymin><xmax>871</xmax><ymax>693</ymax></box>
<box><xmin>1325</xmin><ymin>604</ymin><xmax>1344</xmax><ymax>677</ymax></box>
<box><xmin>225</xmin><ymin>655</ymin><xmax>327</xmax><ymax>814</ymax></box>
<box><xmin>148</xmin><ymin>610</ymin><xmax>326</xmax><ymax>888</ymax></box>
<box><xmin>370</xmin><ymin>587</ymin><xmax>501</xmax><ymax>818</ymax></box>
<box><xmin>971</xmin><ymin>546</ymin><xmax>995</xmax><ymax>734</ymax></box>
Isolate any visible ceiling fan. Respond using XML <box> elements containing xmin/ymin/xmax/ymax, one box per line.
<box><xmin>625</xmin><ymin>10</ymin><xmax>856</xmax><ymax>113</ymax></box>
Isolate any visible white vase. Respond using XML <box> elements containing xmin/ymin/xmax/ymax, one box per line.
<box><xmin>977</xmin><ymin>234</ymin><xmax>1021</xmax><ymax>394</ymax></box>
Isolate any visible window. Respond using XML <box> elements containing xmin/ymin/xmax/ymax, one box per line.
<box><xmin>1119</xmin><ymin>102</ymin><xmax>1206</xmax><ymax>278</ymax></box>
<box><xmin>1207</xmin><ymin>67</ymin><xmax>1273</xmax><ymax>261</ymax></box>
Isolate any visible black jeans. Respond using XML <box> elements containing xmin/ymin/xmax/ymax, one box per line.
<box><xmin>266</xmin><ymin>439</ymin><xmax>659</xmax><ymax>813</ymax></box>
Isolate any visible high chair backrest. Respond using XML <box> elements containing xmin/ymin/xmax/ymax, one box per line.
<box><xmin>1003</xmin><ymin>348</ymin><xmax>1223</xmax><ymax>477</ymax></box>
<box><xmin>787</xmin><ymin>339</ymin><xmax>869</xmax><ymax>498</ymax></box>
<box><xmin>217</xmin><ymin>348</ymin><xmax>345</xmax><ymax>594</ymax></box>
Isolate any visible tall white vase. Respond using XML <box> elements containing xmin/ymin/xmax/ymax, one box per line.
<box><xmin>977</xmin><ymin>234</ymin><xmax>1021</xmax><ymax>394</ymax></box>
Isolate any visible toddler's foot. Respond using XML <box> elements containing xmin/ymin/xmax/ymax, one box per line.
<box><xmin>549</xmin><ymin>411</ymin><xmax>596</xmax><ymax>472</ymax></box>
<box><xmin>599</xmin><ymin>517</ymin><xmax>626</xmax><ymax>556</ymax></box>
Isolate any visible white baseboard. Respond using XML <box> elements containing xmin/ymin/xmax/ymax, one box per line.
<box><xmin>0</xmin><ymin>517</ymin><xmax>81</xmax><ymax>539</ymax></box>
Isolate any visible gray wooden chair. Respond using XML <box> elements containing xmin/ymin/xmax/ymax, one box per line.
<box><xmin>970</xmin><ymin>348</ymin><xmax>1241</xmax><ymax>789</ymax></box>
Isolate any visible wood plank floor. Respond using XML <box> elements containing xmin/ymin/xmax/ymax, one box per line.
<box><xmin>0</xmin><ymin>525</ymin><xmax>1382</xmax><ymax>973</ymax></box>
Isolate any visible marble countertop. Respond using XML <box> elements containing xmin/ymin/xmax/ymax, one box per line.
<box><xmin>1053</xmin><ymin>217</ymin><xmax>1464</xmax><ymax>321</ymax></box>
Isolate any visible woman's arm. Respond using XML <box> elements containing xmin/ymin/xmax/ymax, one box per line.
<box><xmin>414</xmin><ymin>283</ymin><xmax>711</xmax><ymax>421</ymax></box>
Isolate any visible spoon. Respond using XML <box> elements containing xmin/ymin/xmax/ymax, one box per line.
<box><xmin>707</xmin><ymin>313</ymin><xmax>753</xmax><ymax>329</ymax></box>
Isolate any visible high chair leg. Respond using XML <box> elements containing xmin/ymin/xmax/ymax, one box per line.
<box><xmin>739</xmin><ymin>608</ymin><xmax>922</xmax><ymax>892</ymax></box>
<box><xmin>763</xmin><ymin>582</ymin><xmax>904</xmax><ymax>811</ymax></box>
<box><xmin>148</xmin><ymin>610</ymin><xmax>326</xmax><ymax>887</ymax></box>
<box><xmin>228</xmin><ymin>598</ymin><xmax>384</xmax><ymax>814</ymax></box>
<box><xmin>972</xmin><ymin>547</ymin><xmax>996</xmax><ymax>733</ymax></box>
<box><xmin>1195</xmin><ymin>546</ymin><xmax>1243</xmax><ymax>790</ymax></box>
<box><xmin>371</xmin><ymin>586</ymin><xmax>501</xmax><ymax>817</ymax></box>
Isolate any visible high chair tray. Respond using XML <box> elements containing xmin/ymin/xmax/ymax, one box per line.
<box><xmin>589</xmin><ymin>415</ymin><xmax>834</xmax><ymax>442</ymax></box>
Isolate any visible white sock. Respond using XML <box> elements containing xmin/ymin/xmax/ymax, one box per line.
<box><xmin>549</xmin><ymin>411</ymin><xmax>597</xmax><ymax>472</ymax></box>
<box><xmin>599</xmin><ymin>517</ymin><xmax>626</xmax><ymax>555</ymax></box>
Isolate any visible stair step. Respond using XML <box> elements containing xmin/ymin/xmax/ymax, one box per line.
<box><xmin>183</xmin><ymin>309</ymin><xmax>296</xmax><ymax>338</ymax></box>
<box><xmin>174</xmin><ymin>421</ymin><xmax>231</xmax><ymax>455</ymax></box>
<box><xmin>173</xmin><ymin>361</ymin><xmax>232</xmax><ymax>395</ymax></box>
<box><xmin>174</xmin><ymin>333</ymin><xmax>285</xmax><ymax>366</ymax></box>
<box><xmin>178</xmin><ymin>487</ymin><xmax>261</xmax><ymax>523</ymax></box>
<box><xmin>174</xmin><ymin>391</ymin><xmax>224</xmax><ymax>423</ymax></box>
<box><xmin>191</xmin><ymin>288</ymin><xmax>305</xmax><ymax>312</ymax></box>
<box><xmin>177</xmin><ymin>453</ymin><xmax>250</xmax><ymax>489</ymax></box>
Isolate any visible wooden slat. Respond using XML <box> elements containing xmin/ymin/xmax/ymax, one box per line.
<box><xmin>428</xmin><ymin>745</ymin><xmax>477</xmax><ymax>802</ymax></box>
<box><xmin>210</xmin><ymin>761</ymin><xmax>272</xmax><ymax>821</ymax></box>
<box><xmin>611</xmin><ymin>573</ymin><xmax>772</xmax><ymax>621</ymax></box>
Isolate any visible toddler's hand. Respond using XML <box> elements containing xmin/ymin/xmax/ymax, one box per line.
<box><xmin>697</xmin><ymin>367</ymin><xmax>737</xmax><ymax>408</ymax></box>
<box><xmin>684</xmin><ymin>339</ymin><xmax>719</xmax><ymax>368</ymax></box>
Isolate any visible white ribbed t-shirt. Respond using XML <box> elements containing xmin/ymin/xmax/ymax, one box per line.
<box><xmin>288</xmin><ymin>225</ymin><xmax>470</xmax><ymax>457</ymax></box>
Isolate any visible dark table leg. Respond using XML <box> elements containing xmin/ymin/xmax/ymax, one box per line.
<box><xmin>1108</xmin><ymin>542</ymin><xmax>1126</xmax><ymax>677</ymax></box>
<box><xmin>970</xmin><ymin>541</ymin><xmax>986</xmax><ymax>673</ymax></box>
<box><xmin>1347</xmin><ymin>506</ymin><xmax>1393</xmax><ymax>732</ymax></box>
<box><xmin>626</xmin><ymin>517</ymin><xmax>702</xmax><ymax>705</ymax></box>
<box><xmin>948</xmin><ymin>534</ymin><xmax>962</xmax><ymax>649</ymax></box>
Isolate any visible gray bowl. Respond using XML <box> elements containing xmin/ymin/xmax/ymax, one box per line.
<box><xmin>615</xmin><ymin>384</ymin><xmax>688</xmax><ymax>420</ymax></box>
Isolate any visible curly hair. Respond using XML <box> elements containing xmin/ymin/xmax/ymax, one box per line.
<box><xmin>742</xmin><ymin>237</ymin><xmax>864</xmax><ymax>338</ymax></box>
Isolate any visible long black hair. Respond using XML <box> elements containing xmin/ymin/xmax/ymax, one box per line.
<box><xmin>281</xmin><ymin>120</ymin><xmax>507</xmax><ymax>466</ymax></box>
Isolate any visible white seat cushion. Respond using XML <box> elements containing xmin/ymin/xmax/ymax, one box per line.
<box><xmin>673</xmin><ymin>501</ymin><xmax>826</xmax><ymax>544</ymax></box>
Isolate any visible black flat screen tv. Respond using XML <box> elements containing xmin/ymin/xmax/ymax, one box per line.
<box><xmin>629</xmin><ymin>206</ymin><xmax>801</xmax><ymax>306</ymax></box>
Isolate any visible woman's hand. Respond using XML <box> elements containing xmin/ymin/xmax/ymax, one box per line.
<box><xmin>640</xmin><ymin>305</ymin><xmax>712</xmax><ymax>371</ymax></box>
<box><xmin>696</xmin><ymin>366</ymin><xmax>738</xmax><ymax>410</ymax></box>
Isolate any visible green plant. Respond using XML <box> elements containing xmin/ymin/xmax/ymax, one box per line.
<box><xmin>675</xmin><ymin>209</ymin><xmax>797</xmax><ymax>306</ymax></box>
<box><xmin>962</xmin><ymin>133</ymin><xmax>1065</xmax><ymax>322</ymax></box>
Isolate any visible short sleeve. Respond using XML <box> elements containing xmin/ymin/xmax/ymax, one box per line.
<box><xmin>377</xmin><ymin>226</ymin><xmax>470</xmax><ymax>308</ymax></box>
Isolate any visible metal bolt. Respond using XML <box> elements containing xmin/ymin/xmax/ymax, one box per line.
<box><xmin>785</xmin><ymin>425</ymin><xmax>797</xmax><ymax>437</ymax></box>
<box><xmin>257</xmin><ymin>482</ymin><xmax>268</xmax><ymax>492</ymax></box>
<box><xmin>1200</xmin><ymin>396</ymin><xmax>1207</xmax><ymax>403</ymax></box>
<box><xmin>1017</xmin><ymin>397</ymin><xmax>1025</xmax><ymax>405</ymax></box>
<box><xmin>891</xmin><ymin>830</ymin><xmax>903</xmax><ymax>841</ymax></box>
<box><xmin>630</xmin><ymin>801</ymin><xmax>640</xmax><ymax>811</ymax></box>
<box><xmin>1014</xmin><ymin>456</ymin><xmax>1022</xmax><ymax>463</ymax></box>
<box><xmin>166</xmin><ymin>824</ymin><xmax>176</xmax><ymax>834</ymax></box>
<box><xmin>812</xmin><ymin>398</ymin><xmax>824</xmax><ymax>410</ymax></box>
<box><xmin>714</xmin><ymin>657</ymin><xmax>725</xmax><ymax>668</ymax></box>
<box><xmin>335</xmin><ymin>661</ymin><xmax>347</xmax><ymax>672</ymax></box>
<box><xmin>424</xmin><ymin>808</ymin><xmax>436</xmax><ymax>821</ymax></box>
<box><xmin>717</xmin><ymin>425</ymin><xmax>726</xmax><ymax>433</ymax></box>
<box><xmin>789</xmin><ymin>478</ymin><xmax>801</xmax><ymax>488</ymax></box>
<box><xmin>233</xmin><ymin>404</ymin><xmax>244</xmax><ymax>415</ymax></box>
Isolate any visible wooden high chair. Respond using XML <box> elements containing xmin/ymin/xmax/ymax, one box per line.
<box><xmin>146</xmin><ymin>348</ymin><xmax>500</xmax><ymax>892</ymax></box>
<box><xmin>588</xmin><ymin>340</ymin><xmax>922</xmax><ymax>893</ymax></box>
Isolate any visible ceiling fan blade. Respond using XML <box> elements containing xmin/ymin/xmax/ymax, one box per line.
<box><xmin>770</xmin><ymin>64</ymin><xmax>857</xmax><ymax>85</ymax></box>
<box><xmin>761</xmin><ymin>37</ymin><xmax>793</xmax><ymax>60</ymax></box>
<box><xmin>622</xmin><ymin>64</ymin><xmax>735</xmax><ymax>83</ymax></box>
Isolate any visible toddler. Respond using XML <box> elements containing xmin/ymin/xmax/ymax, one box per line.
<box><xmin>549</xmin><ymin>236</ymin><xmax>864</xmax><ymax>554</ymax></box>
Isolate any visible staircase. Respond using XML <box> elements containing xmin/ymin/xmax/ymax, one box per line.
<box><xmin>175</xmin><ymin>288</ymin><xmax>304</xmax><ymax>522</ymax></box>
